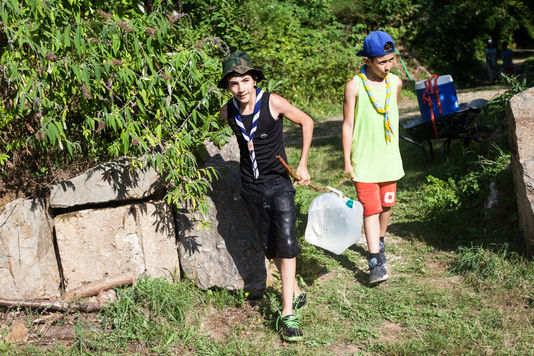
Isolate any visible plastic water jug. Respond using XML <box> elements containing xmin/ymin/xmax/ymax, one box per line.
<box><xmin>305</xmin><ymin>186</ymin><xmax>363</xmax><ymax>255</ymax></box>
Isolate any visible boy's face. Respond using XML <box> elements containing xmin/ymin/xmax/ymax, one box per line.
<box><xmin>364</xmin><ymin>53</ymin><xmax>395</xmax><ymax>80</ymax></box>
<box><xmin>227</xmin><ymin>74</ymin><xmax>257</xmax><ymax>105</ymax></box>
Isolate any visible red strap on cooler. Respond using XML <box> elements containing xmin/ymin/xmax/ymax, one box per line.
<box><xmin>422</xmin><ymin>75</ymin><xmax>442</xmax><ymax>138</ymax></box>
<box><xmin>431</xmin><ymin>77</ymin><xmax>442</xmax><ymax>115</ymax></box>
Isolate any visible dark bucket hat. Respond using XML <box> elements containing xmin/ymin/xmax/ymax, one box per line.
<box><xmin>217</xmin><ymin>51</ymin><xmax>265</xmax><ymax>89</ymax></box>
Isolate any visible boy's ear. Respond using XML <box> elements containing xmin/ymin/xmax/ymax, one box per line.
<box><xmin>363</xmin><ymin>57</ymin><xmax>372</xmax><ymax>65</ymax></box>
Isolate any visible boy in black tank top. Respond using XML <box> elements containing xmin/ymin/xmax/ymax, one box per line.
<box><xmin>218</xmin><ymin>52</ymin><xmax>314</xmax><ymax>343</ymax></box>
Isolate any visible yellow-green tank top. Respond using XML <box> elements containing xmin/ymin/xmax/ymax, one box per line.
<box><xmin>351</xmin><ymin>73</ymin><xmax>405</xmax><ymax>183</ymax></box>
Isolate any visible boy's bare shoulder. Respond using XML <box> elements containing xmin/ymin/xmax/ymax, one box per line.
<box><xmin>268</xmin><ymin>92</ymin><xmax>292</xmax><ymax>112</ymax></box>
<box><xmin>344</xmin><ymin>77</ymin><xmax>359</xmax><ymax>96</ymax></box>
<box><xmin>345</xmin><ymin>77</ymin><xmax>358</xmax><ymax>87</ymax></box>
<box><xmin>394</xmin><ymin>74</ymin><xmax>403</xmax><ymax>89</ymax></box>
<box><xmin>269</xmin><ymin>92</ymin><xmax>286</xmax><ymax>105</ymax></box>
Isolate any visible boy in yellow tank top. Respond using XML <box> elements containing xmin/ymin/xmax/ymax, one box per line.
<box><xmin>342</xmin><ymin>31</ymin><xmax>404</xmax><ymax>285</ymax></box>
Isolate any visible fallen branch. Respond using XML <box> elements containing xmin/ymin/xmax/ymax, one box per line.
<box><xmin>60</xmin><ymin>272</ymin><xmax>134</xmax><ymax>302</ymax></box>
<box><xmin>276</xmin><ymin>155</ymin><xmax>329</xmax><ymax>192</ymax></box>
<box><xmin>0</xmin><ymin>298</ymin><xmax>106</xmax><ymax>312</ymax></box>
<box><xmin>0</xmin><ymin>273</ymin><xmax>132</xmax><ymax>313</ymax></box>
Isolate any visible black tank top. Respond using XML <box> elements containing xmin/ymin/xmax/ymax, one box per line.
<box><xmin>227</xmin><ymin>92</ymin><xmax>289</xmax><ymax>183</ymax></box>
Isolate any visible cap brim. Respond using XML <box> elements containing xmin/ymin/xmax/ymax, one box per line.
<box><xmin>356</xmin><ymin>49</ymin><xmax>395</xmax><ymax>57</ymax></box>
<box><xmin>217</xmin><ymin>69</ymin><xmax>265</xmax><ymax>89</ymax></box>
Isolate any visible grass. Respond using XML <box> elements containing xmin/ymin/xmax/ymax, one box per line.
<box><xmin>2</xmin><ymin>80</ymin><xmax>534</xmax><ymax>356</ymax></box>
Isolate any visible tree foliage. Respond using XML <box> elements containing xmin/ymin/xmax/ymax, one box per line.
<box><xmin>333</xmin><ymin>0</ymin><xmax>534</xmax><ymax>83</ymax></box>
<box><xmin>0</xmin><ymin>0</ymin><xmax>532</xmax><ymax>210</ymax></box>
<box><xmin>406</xmin><ymin>0</ymin><xmax>531</xmax><ymax>81</ymax></box>
<box><xmin>0</xmin><ymin>0</ymin><xmax>229</xmax><ymax>213</ymax></box>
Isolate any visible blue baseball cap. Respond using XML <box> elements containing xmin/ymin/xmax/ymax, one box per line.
<box><xmin>357</xmin><ymin>31</ymin><xmax>396</xmax><ymax>57</ymax></box>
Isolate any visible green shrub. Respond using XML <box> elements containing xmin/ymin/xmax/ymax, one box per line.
<box><xmin>0</xmin><ymin>0</ymin><xmax>228</xmax><ymax>214</ymax></box>
<box><xmin>422</xmin><ymin>175</ymin><xmax>460</xmax><ymax>213</ymax></box>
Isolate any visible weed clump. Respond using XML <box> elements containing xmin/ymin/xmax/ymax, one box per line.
<box><xmin>449</xmin><ymin>243</ymin><xmax>534</xmax><ymax>291</ymax></box>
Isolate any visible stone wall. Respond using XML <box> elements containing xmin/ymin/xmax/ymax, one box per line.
<box><xmin>0</xmin><ymin>136</ymin><xmax>267</xmax><ymax>299</ymax></box>
<box><xmin>0</xmin><ymin>198</ymin><xmax>60</xmax><ymax>299</ymax></box>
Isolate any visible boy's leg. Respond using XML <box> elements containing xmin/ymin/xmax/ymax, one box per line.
<box><xmin>241</xmin><ymin>178</ymin><xmax>305</xmax><ymax>321</ymax></box>
<box><xmin>377</xmin><ymin>183</ymin><xmax>395</xmax><ymax>262</ymax></box>
<box><xmin>273</xmin><ymin>258</ymin><xmax>306</xmax><ymax>312</ymax></box>
<box><xmin>269</xmin><ymin>177</ymin><xmax>304</xmax><ymax>341</ymax></box>
<box><xmin>357</xmin><ymin>183</ymin><xmax>388</xmax><ymax>284</ymax></box>
<box><xmin>364</xmin><ymin>214</ymin><xmax>389</xmax><ymax>284</ymax></box>
<box><xmin>378</xmin><ymin>206</ymin><xmax>392</xmax><ymax>263</ymax></box>
<box><xmin>363</xmin><ymin>213</ymin><xmax>381</xmax><ymax>254</ymax></box>
<box><xmin>379</xmin><ymin>207</ymin><xmax>392</xmax><ymax>236</ymax></box>
<box><xmin>269</xmin><ymin>176</ymin><xmax>301</xmax><ymax>309</ymax></box>
<box><xmin>356</xmin><ymin>182</ymin><xmax>396</xmax><ymax>284</ymax></box>
<box><xmin>273</xmin><ymin>257</ymin><xmax>299</xmax><ymax>315</ymax></box>
<box><xmin>363</xmin><ymin>205</ymin><xmax>391</xmax><ymax>254</ymax></box>
<box><xmin>356</xmin><ymin>182</ymin><xmax>390</xmax><ymax>254</ymax></box>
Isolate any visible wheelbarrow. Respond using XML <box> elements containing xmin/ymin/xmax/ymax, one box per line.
<box><xmin>400</xmin><ymin>99</ymin><xmax>491</xmax><ymax>161</ymax></box>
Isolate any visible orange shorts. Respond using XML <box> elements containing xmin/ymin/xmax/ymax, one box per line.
<box><xmin>355</xmin><ymin>181</ymin><xmax>397</xmax><ymax>217</ymax></box>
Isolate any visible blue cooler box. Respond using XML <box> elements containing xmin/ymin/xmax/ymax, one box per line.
<box><xmin>415</xmin><ymin>75</ymin><xmax>459</xmax><ymax>122</ymax></box>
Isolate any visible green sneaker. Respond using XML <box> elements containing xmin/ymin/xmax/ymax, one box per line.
<box><xmin>276</xmin><ymin>314</ymin><xmax>304</xmax><ymax>342</ymax></box>
<box><xmin>293</xmin><ymin>292</ymin><xmax>308</xmax><ymax>311</ymax></box>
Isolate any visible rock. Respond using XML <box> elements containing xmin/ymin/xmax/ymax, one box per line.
<box><xmin>6</xmin><ymin>320</ymin><xmax>28</xmax><ymax>343</ymax></box>
<box><xmin>204</xmin><ymin>135</ymin><xmax>241</xmax><ymax>164</ymax></box>
<box><xmin>507</xmin><ymin>87</ymin><xmax>534</xmax><ymax>255</ymax></box>
<box><xmin>41</xmin><ymin>325</ymin><xmax>74</xmax><ymax>340</ymax></box>
<box><xmin>54</xmin><ymin>202</ymin><xmax>179</xmax><ymax>291</ymax></box>
<box><xmin>49</xmin><ymin>157</ymin><xmax>165</xmax><ymax>209</ymax></box>
<box><xmin>485</xmin><ymin>182</ymin><xmax>499</xmax><ymax>209</ymax></box>
<box><xmin>0</xmin><ymin>198</ymin><xmax>60</xmax><ymax>299</ymax></box>
<box><xmin>176</xmin><ymin>165</ymin><xmax>267</xmax><ymax>296</ymax></box>
<box><xmin>177</xmin><ymin>139</ymin><xmax>267</xmax><ymax>296</ymax></box>
<box><xmin>96</xmin><ymin>289</ymin><xmax>117</xmax><ymax>303</ymax></box>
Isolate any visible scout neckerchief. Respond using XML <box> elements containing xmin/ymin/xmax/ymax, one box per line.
<box><xmin>232</xmin><ymin>87</ymin><xmax>263</xmax><ymax>179</ymax></box>
<box><xmin>357</xmin><ymin>65</ymin><xmax>394</xmax><ymax>143</ymax></box>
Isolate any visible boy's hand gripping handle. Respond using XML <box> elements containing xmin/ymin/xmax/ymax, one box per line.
<box><xmin>276</xmin><ymin>155</ymin><xmax>328</xmax><ymax>192</ymax></box>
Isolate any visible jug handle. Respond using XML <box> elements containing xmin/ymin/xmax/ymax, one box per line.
<box><xmin>326</xmin><ymin>186</ymin><xmax>344</xmax><ymax>198</ymax></box>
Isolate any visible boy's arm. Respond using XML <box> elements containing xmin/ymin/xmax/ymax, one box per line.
<box><xmin>269</xmin><ymin>94</ymin><xmax>314</xmax><ymax>185</ymax></box>
<box><xmin>342</xmin><ymin>79</ymin><xmax>358</xmax><ymax>180</ymax></box>
<box><xmin>396</xmin><ymin>77</ymin><xmax>403</xmax><ymax>104</ymax></box>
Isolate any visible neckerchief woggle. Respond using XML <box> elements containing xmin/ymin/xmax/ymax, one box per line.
<box><xmin>357</xmin><ymin>65</ymin><xmax>394</xmax><ymax>143</ymax></box>
<box><xmin>232</xmin><ymin>87</ymin><xmax>263</xmax><ymax>179</ymax></box>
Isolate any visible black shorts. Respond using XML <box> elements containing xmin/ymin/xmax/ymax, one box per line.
<box><xmin>241</xmin><ymin>175</ymin><xmax>301</xmax><ymax>259</ymax></box>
